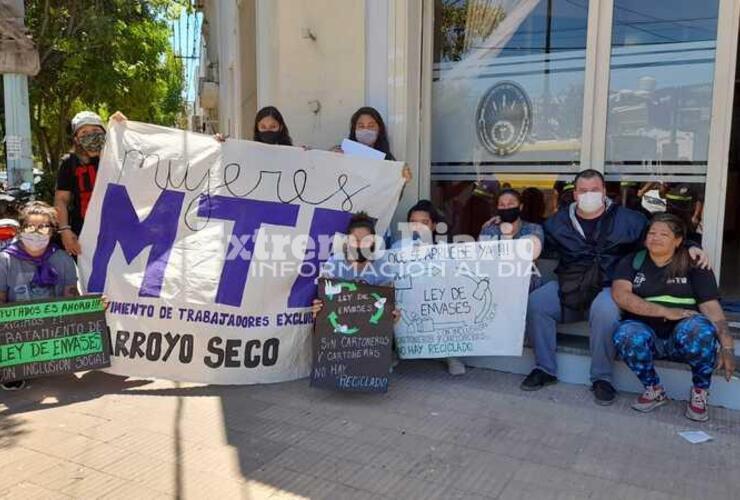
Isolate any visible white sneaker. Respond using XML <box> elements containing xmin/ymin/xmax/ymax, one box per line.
<box><xmin>631</xmin><ymin>385</ymin><xmax>668</xmax><ymax>412</ymax></box>
<box><xmin>686</xmin><ymin>387</ymin><xmax>709</xmax><ymax>422</ymax></box>
<box><xmin>446</xmin><ymin>357</ymin><xmax>466</xmax><ymax>376</ymax></box>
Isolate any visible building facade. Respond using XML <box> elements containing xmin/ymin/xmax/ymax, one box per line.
<box><xmin>193</xmin><ymin>0</ymin><xmax>740</xmax><ymax>303</ymax></box>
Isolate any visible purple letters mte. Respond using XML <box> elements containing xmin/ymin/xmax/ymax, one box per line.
<box><xmin>87</xmin><ymin>183</ymin><xmax>351</xmax><ymax>308</ymax></box>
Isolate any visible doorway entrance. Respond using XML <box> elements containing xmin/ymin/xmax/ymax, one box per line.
<box><xmin>721</xmin><ymin>31</ymin><xmax>740</xmax><ymax>306</ymax></box>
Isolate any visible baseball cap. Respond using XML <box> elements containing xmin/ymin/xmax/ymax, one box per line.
<box><xmin>71</xmin><ymin>111</ymin><xmax>105</xmax><ymax>135</ymax></box>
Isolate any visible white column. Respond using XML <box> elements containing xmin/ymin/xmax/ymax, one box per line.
<box><xmin>418</xmin><ymin>0</ymin><xmax>434</xmax><ymax>200</ymax></box>
<box><xmin>255</xmin><ymin>0</ymin><xmax>277</xmax><ymax>109</ymax></box>
<box><xmin>579</xmin><ymin>0</ymin><xmax>614</xmax><ymax>173</ymax></box>
<box><xmin>386</xmin><ymin>0</ymin><xmax>424</xmax><ymax>225</ymax></box>
<box><xmin>232</xmin><ymin>1</ymin><xmax>243</xmax><ymax>139</ymax></box>
<box><xmin>365</xmin><ymin>0</ymin><xmax>389</xmax><ymax>117</ymax></box>
<box><xmin>703</xmin><ymin>0</ymin><xmax>740</xmax><ymax>278</ymax></box>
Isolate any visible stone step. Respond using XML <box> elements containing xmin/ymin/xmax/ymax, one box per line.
<box><xmin>555</xmin><ymin>333</ymin><xmax>740</xmax><ymax>368</ymax></box>
<box><xmin>559</xmin><ymin>320</ymin><xmax>740</xmax><ymax>340</ymax></box>
<box><xmin>465</xmin><ymin>333</ymin><xmax>740</xmax><ymax>411</ymax></box>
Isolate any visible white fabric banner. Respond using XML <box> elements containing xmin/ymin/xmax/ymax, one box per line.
<box><xmin>391</xmin><ymin>240</ymin><xmax>532</xmax><ymax>359</ymax></box>
<box><xmin>78</xmin><ymin>121</ymin><xmax>404</xmax><ymax>384</ymax></box>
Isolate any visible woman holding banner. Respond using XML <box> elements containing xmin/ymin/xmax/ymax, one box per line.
<box><xmin>55</xmin><ymin>110</ymin><xmax>127</xmax><ymax>256</ymax></box>
<box><xmin>253</xmin><ymin>106</ymin><xmax>293</xmax><ymax>146</ymax></box>
<box><xmin>0</xmin><ymin>202</ymin><xmax>80</xmax><ymax>390</ymax></box>
<box><xmin>215</xmin><ymin>106</ymin><xmax>294</xmax><ymax>146</ymax></box>
<box><xmin>334</xmin><ymin>106</ymin><xmax>412</xmax><ymax>183</ymax></box>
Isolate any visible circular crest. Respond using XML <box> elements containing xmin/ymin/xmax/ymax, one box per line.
<box><xmin>476</xmin><ymin>81</ymin><xmax>532</xmax><ymax>156</ymax></box>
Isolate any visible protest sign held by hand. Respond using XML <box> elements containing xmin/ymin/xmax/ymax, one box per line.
<box><xmin>0</xmin><ymin>295</ymin><xmax>110</xmax><ymax>384</ymax></box>
<box><xmin>311</xmin><ymin>278</ymin><xmax>394</xmax><ymax>393</ymax></box>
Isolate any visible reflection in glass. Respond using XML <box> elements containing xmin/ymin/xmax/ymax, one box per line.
<box><xmin>431</xmin><ymin>0</ymin><xmax>589</xmax><ymax>237</ymax></box>
<box><xmin>431</xmin><ymin>178</ymin><xmax>562</xmax><ymax>239</ymax></box>
<box><xmin>605</xmin><ymin>0</ymin><xmax>719</xmax><ymax>167</ymax></box>
<box><xmin>605</xmin><ymin>0</ymin><xmax>719</xmax><ymax>246</ymax></box>
<box><xmin>432</xmin><ymin>0</ymin><xmax>588</xmax><ymax>171</ymax></box>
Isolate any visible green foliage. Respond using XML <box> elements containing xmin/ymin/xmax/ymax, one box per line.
<box><xmin>25</xmin><ymin>0</ymin><xmax>187</xmax><ymax>173</ymax></box>
<box><xmin>436</xmin><ymin>0</ymin><xmax>506</xmax><ymax>62</ymax></box>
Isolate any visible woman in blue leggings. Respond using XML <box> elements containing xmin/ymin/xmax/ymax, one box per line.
<box><xmin>611</xmin><ymin>213</ymin><xmax>734</xmax><ymax>422</ymax></box>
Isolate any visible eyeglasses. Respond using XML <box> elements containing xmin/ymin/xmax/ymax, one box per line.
<box><xmin>20</xmin><ymin>224</ymin><xmax>53</xmax><ymax>235</ymax></box>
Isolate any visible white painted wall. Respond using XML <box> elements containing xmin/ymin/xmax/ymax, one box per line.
<box><xmin>202</xmin><ymin>0</ymin><xmax>425</xmax><ymax>230</ymax></box>
<box><xmin>256</xmin><ymin>0</ymin><xmax>366</xmax><ymax>149</ymax></box>
<box><xmin>216</xmin><ymin>1</ymin><xmax>239</xmax><ymax>137</ymax></box>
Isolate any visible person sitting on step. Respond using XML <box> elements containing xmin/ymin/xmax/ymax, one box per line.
<box><xmin>611</xmin><ymin>213</ymin><xmax>735</xmax><ymax>422</ymax></box>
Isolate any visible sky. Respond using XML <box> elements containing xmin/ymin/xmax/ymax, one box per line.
<box><xmin>169</xmin><ymin>7</ymin><xmax>202</xmax><ymax>104</ymax></box>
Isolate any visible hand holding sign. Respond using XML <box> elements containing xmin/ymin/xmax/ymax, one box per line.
<box><xmin>0</xmin><ymin>295</ymin><xmax>110</xmax><ymax>384</ymax></box>
<box><xmin>392</xmin><ymin>240</ymin><xmax>532</xmax><ymax>359</ymax></box>
<box><xmin>311</xmin><ymin>278</ymin><xmax>395</xmax><ymax>393</ymax></box>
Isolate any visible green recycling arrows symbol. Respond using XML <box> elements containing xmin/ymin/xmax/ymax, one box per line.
<box><xmin>369</xmin><ymin>293</ymin><xmax>385</xmax><ymax>325</ymax></box>
<box><xmin>323</xmin><ymin>281</ymin><xmax>387</xmax><ymax>335</ymax></box>
<box><xmin>327</xmin><ymin>311</ymin><xmax>360</xmax><ymax>335</ymax></box>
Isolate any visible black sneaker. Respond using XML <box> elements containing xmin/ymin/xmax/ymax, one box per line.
<box><xmin>592</xmin><ymin>380</ymin><xmax>616</xmax><ymax>406</ymax></box>
<box><xmin>520</xmin><ymin>369</ymin><xmax>557</xmax><ymax>391</ymax></box>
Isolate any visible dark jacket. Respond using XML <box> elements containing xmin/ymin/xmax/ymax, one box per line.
<box><xmin>544</xmin><ymin>200</ymin><xmax>648</xmax><ymax>285</ymax></box>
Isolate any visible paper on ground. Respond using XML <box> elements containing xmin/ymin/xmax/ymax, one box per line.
<box><xmin>678</xmin><ymin>431</ymin><xmax>712</xmax><ymax>444</ymax></box>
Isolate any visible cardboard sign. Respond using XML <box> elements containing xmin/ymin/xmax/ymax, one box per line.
<box><xmin>391</xmin><ymin>240</ymin><xmax>532</xmax><ymax>358</ymax></box>
<box><xmin>311</xmin><ymin>278</ymin><xmax>394</xmax><ymax>393</ymax></box>
<box><xmin>0</xmin><ymin>295</ymin><xmax>110</xmax><ymax>384</ymax></box>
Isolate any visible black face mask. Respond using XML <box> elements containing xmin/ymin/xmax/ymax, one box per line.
<box><xmin>498</xmin><ymin>207</ymin><xmax>521</xmax><ymax>224</ymax></box>
<box><xmin>257</xmin><ymin>130</ymin><xmax>283</xmax><ymax>145</ymax></box>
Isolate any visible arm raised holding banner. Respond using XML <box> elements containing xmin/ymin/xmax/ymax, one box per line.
<box><xmin>55</xmin><ymin>111</ymin><xmax>127</xmax><ymax>256</ymax></box>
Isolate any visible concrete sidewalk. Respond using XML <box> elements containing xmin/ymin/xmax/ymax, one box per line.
<box><xmin>1</xmin><ymin>362</ymin><xmax>739</xmax><ymax>499</ymax></box>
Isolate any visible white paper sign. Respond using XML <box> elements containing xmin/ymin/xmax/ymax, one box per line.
<box><xmin>4</xmin><ymin>136</ymin><xmax>22</xmax><ymax>160</ymax></box>
<box><xmin>391</xmin><ymin>240</ymin><xmax>533</xmax><ymax>359</ymax></box>
<box><xmin>341</xmin><ymin>138</ymin><xmax>386</xmax><ymax>160</ymax></box>
<box><xmin>78</xmin><ymin>121</ymin><xmax>405</xmax><ymax>384</ymax></box>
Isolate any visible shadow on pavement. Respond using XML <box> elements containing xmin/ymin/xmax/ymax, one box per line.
<box><xmin>0</xmin><ymin>371</ymin><xmax>153</xmax><ymax>415</ymax></box>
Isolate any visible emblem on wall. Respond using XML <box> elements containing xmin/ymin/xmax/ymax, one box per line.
<box><xmin>476</xmin><ymin>81</ymin><xmax>532</xmax><ymax>156</ymax></box>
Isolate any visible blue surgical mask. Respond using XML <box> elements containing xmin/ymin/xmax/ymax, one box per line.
<box><xmin>355</xmin><ymin>129</ymin><xmax>378</xmax><ymax>146</ymax></box>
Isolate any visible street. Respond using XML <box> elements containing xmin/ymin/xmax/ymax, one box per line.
<box><xmin>2</xmin><ymin>362</ymin><xmax>740</xmax><ymax>499</ymax></box>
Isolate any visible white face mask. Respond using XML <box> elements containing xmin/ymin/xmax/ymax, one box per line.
<box><xmin>577</xmin><ymin>191</ymin><xmax>604</xmax><ymax>214</ymax></box>
<box><xmin>355</xmin><ymin>128</ymin><xmax>378</xmax><ymax>146</ymax></box>
<box><xmin>20</xmin><ymin>233</ymin><xmax>50</xmax><ymax>253</ymax></box>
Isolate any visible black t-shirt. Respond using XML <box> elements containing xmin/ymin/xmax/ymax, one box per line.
<box><xmin>613</xmin><ymin>251</ymin><xmax>720</xmax><ymax>338</ymax></box>
<box><xmin>575</xmin><ymin>213</ymin><xmax>602</xmax><ymax>241</ymax></box>
<box><xmin>56</xmin><ymin>154</ymin><xmax>99</xmax><ymax>235</ymax></box>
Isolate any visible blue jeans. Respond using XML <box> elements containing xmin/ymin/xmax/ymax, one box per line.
<box><xmin>613</xmin><ymin>316</ymin><xmax>717</xmax><ymax>389</ymax></box>
<box><xmin>525</xmin><ymin>280</ymin><xmax>621</xmax><ymax>382</ymax></box>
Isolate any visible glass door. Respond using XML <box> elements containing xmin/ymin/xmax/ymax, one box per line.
<box><xmin>429</xmin><ymin>0</ymin><xmax>589</xmax><ymax>238</ymax></box>
<box><xmin>422</xmin><ymin>0</ymin><xmax>737</xmax><ymax>290</ymax></box>
<box><xmin>603</xmin><ymin>0</ymin><xmax>720</xmax><ymax>245</ymax></box>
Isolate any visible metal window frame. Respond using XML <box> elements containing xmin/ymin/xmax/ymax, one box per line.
<box><xmin>703</xmin><ymin>0</ymin><xmax>740</xmax><ymax>278</ymax></box>
<box><xmin>418</xmin><ymin>0</ymin><xmax>739</xmax><ymax>281</ymax></box>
